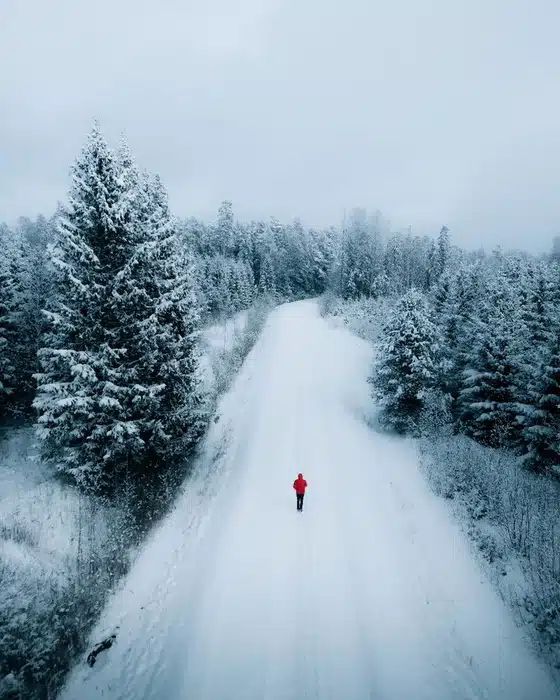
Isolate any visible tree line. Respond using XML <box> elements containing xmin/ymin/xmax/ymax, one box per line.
<box><xmin>373</xmin><ymin>251</ymin><xmax>560</xmax><ymax>475</ymax></box>
<box><xmin>2</xmin><ymin>124</ymin><xmax>559</xmax><ymax>489</ymax></box>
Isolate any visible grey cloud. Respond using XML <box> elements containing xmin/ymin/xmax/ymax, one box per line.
<box><xmin>1</xmin><ymin>0</ymin><xmax>559</xmax><ymax>251</ymax></box>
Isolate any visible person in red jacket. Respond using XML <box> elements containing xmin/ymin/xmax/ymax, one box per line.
<box><xmin>293</xmin><ymin>473</ymin><xmax>307</xmax><ymax>512</ymax></box>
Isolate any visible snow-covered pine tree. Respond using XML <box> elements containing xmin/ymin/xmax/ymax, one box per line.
<box><xmin>372</xmin><ymin>289</ymin><xmax>441</xmax><ymax>434</ymax></box>
<box><xmin>258</xmin><ymin>253</ymin><xmax>277</xmax><ymax>299</ymax></box>
<box><xmin>383</xmin><ymin>233</ymin><xmax>406</xmax><ymax>296</ymax></box>
<box><xmin>367</xmin><ymin>212</ymin><xmax>385</xmax><ymax>290</ymax></box>
<box><xmin>307</xmin><ymin>226</ymin><xmax>335</xmax><ymax>296</ymax></box>
<box><xmin>1</xmin><ymin>216</ymin><xmax>55</xmax><ymax>415</ymax></box>
<box><xmin>520</xmin><ymin>262</ymin><xmax>555</xmax><ymax>353</ymax></box>
<box><xmin>229</xmin><ymin>259</ymin><xmax>254</xmax><ymax>311</ymax></box>
<box><xmin>181</xmin><ymin>216</ymin><xmax>212</xmax><ymax>257</ymax></box>
<box><xmin>436</xmin><ymin>225</ymin><xmax>451</xmax><ymax>278</ymax></box>
<box><xmin>338</xmin><ymin>208</ymin><xmax>377</xmax><ymax>299</ymax></box>
<box><xmin>197</xmin><ymin>256</ymin><xmax>218</xmax><ymax>317</ymax></box>
<box><xmin>370</xmin><ymin>270</ymin><xmax>391</xmax><ymax>299</ymax></box>
<box><xmin>288</xmin><ymin>223</ymin><xmax>302</xmax><ymax>295</ymax></box>
<box><xmin>430</xmin><ymin>271</ymin><xmax>459</xmax><ymax>410</ymax></box>
<box><xmin>247</xmin><ymin>220</ymin><xmax>266</xmax><ymax>289</ymax></box>
<box><xmin>5</xmin><ymin>223</ymin><xmax>43</xmax><ymax>412</ymax></box>
<box><xmin>0</xmin><ymin>225</ymin><xmax>18</xmax><ymax>413</ymax></box>
<box><xmin>522</xmin><ymin>330</ymin><xmax>560</xmax><ymax>474</ymax></box>
<box><xmin>457</xmin><ymin>272</ymin><xmax>522</xmax><ymax>447</ymax></box>
<box><xmin>219</xmin><ymin>260</ymin><xmax>235</xmax><ymax>319</ymax></box>
<box><xmin>109</xmin><ymin>174</ymin><xmax>208</xmax><ymax>473</ymax></box>
<box><xmin>438</xmin><ymin>263</ymin><xmax>486</xmax><ymax>427</ymax></box>
<box><xmin>550</xmin><ymin>236</ymin><xmax>560</xmax><ymax>265</ymax></box>
<box><xmin>214</xmin><ymin>200</ymin><xmax>234</xmax><ymax>257</ymax></box>
<box><xmin>34</xmin><ymin>124</ymin><xmax>139</xmax><ymax>489</ymax></box>
<box><xmin>232</xmin><ymin>220</ymin><xmax>252</xmax><ymax>263</ymax></box>
<box><xmin>237</xmin><ymin>260</ymin><xmax>255</xmax><ymax>309</ymax></box>
<box><xmin>268</xmin><ymin>218</ymin><xmax>290</xmax><ymax>300</ymax></box>
<box><xmin>425</xmin><ymin>240</ymin><xmax>438</xmax><ymax>291</ymax></box>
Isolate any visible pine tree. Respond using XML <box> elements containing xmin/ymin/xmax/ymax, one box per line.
<box><xmin>425</xmin><ymin>240</ymin><xmax>438</xmax><ymax>290</ymax></box>
<box><xmin>232</xmin><ymin>221</ymin><xmax>252</xmax><ymax>262</ymax></box>
<box><xmin>383</xmin><ymin>234</ymin><xmax>406</xmax><ymax>296</ymax></box>
<box><xmin>370</xmin><ymin>271</ymin><xmax>391</xmax><ymax>299</ymax></box>
<box><xmin>437</xmin><ymin>225</ymin><xmax>451</xmax><ymax>277</ymax></box>
<box><xmin>513</xmin><ymin>262</ymin><xmax>557</xmax><ymax>449</ymax></box>
<box><xmin>249</xmin><ymin>220</ymin><xmax>266</xmax><ymax>288</ymax></box>
<box><xmin>214</xmin><ymin>200</ymin><xmax>234</xmax><ymax>256</ymax></box>
<box><xmin>338</xmin><ymin>209</ymin><xmax>378</xmax><ymax>299</ymax></box>
<box><xmin>523</xmin><ymin>330</ymin><xmax>560</xmax><ymax>474</ymax></box>
<box><xmin>550</xmin><ymin>235</ymin><xmax>560</xmax><ymax>265</ymax></box>
<box><xmin>109</xmin><ymin>175</ymin><xmax>208</xmax><ymax>474</ymax></box>
<box><xmin>372</xmin><ymin>289</ymin><xmax>441</xmax><ymax>434</ymax></box>
<box><xmin>307</xmin><ymin>227</ymin><xmax>334</xmax><ymax>295</ymax></box>
<box><xmin>33</xmin><ymin>124</ymin><xmax>139</xmax><ymax>489</ymax></box>
<box><xmin>457</xmin><ymin>274</ymin><xmax>521</xmax><ymax>447</ymax></box>
<box><xmin>8</xmin><ymin>225</ymin><xmax>39</xmax><ymax>411</ymax></box>
<box><xmin>0</xmin><ymin>225</ymin><xmax>17</xmax><ymax>413</ymax></box>
<box><xmin>35</xmin><ymin>128</ymin><xmax>209</xmax><ymax>490</ymax></box>
<box><xmin>441</xmin><ymin>264</ymin><xmax>485</xmax><ymax>421</ymax></box>
<box><xmin>258</xmin><ymin>253</ymin><xmax>277</xmax><ymax>298</ymax></box>
<box><xmin>240</xmin><ymin>261</ymin><xmax>256</xmax><ymax>308</ymax></box>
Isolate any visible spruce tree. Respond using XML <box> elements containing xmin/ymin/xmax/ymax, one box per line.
<box><xmin>34</xmin><ymin>125</ymin><xmax>138</xmax><ymax>489</ymax></box>
<box><xmin>258</xmin><ymin>254</ymin><xmax>277</xmax><ymax>298</ymax></box>
<box><xmin>523</xmin><ymin>331</ymin><xmax>560</xmax><ymax>473</ymax></box>
<box><xmin>372</xmin><ymin>289</ymin><xmax>441</xmax><ymax>434</ymax></box>
<box><xmin>109</xmin><ymin>174</ymin><xmax>208</xmax><ymax>471</ymax></box>
<box><xmin>437</xmin><ymin>225</ymin><xmax>451</xmax><ymax>277</ymax></box>
<box><xmin>457</xmin><ymin>275</ymin><xmax>521</xmax><ymax>447</ymax></box>
<box><xmin>0</xmin><ymin>225</ymin><xmax>17</xmax><ymax>413</ymax></box>
<box><xmin>214</xmin><ymin>200</ymin><xmax>234</xmax><ymax>256</ymax></box>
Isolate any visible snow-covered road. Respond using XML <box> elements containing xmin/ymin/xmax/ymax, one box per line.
<box><xmin>60</xmin><ymin>300</ymin><xmax>558</xmax><ymax>700</ymax></box>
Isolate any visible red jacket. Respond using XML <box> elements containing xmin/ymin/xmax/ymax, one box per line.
<box><xmin>293</xmin><ymin>473</ymin><xmax>307</xmax><ymax>495</ymax></box>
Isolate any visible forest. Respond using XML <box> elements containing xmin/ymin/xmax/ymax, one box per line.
<box><xmin>1</xmin><ymin>124</ymin><xmax>560</xmax><ymax>698</ymax></box>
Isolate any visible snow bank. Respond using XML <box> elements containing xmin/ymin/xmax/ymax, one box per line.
<box><xmin>319</xmin><ymin>292</ymin><xmax>394</xmax><ymax>344</ymax></box>
<box><xmin>0</xmin><ymin>428</ymin><xmax>127</xmax><ymax>699</ymax></box>
<box><xmin>0</xmin><ymin>302</ymin><xmax>270</xmax><ymax>700</ymax></box>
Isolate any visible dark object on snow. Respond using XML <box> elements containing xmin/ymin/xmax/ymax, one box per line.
<box><xmin>87</xmin><ymin>634</ymin><xmax>116</xmax><ymax>667</ymax></box>
<box><xmin>293</xmin><ymin>473</ymin><xmax>307</xmax><ymax>511</ymax></box>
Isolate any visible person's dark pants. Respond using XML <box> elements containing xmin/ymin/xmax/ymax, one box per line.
<box><xmin>296</xmin><ymin>493</ymin><xmax>304</xmax><ymax>511</ymax></box>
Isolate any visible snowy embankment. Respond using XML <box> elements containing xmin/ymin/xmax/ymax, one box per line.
<box><xmin>0</xmin><ymin>427</ymin><xmax>126</xmax><ymax>699</ymax></box>
<box><xmin>0</xmin><ymin>429</ymin><xmax>116</xmax><ymax>580</ymax></box>
<box><xmin>0</xmin><ymin>305</ymin><xmax>265</xmax><ymax>699</ymax></box>
<box><xmin>0</xmin><ymin>311</ymin><xmax>248</xmax><ymax>589</ymax></box>
<box><xmin>60</xmin><ymin>299</ymin><xmax>557</xmax><ymax>700</ymax></box>
<box><xmin>199</xmin><ymin>310</ymin><xmax>248</xmax><ymax>388</ymax></box>
<box><xmin>320</xmin><ymin>296</ymin><xmax>560</xmax><ymax>675</ymax></box>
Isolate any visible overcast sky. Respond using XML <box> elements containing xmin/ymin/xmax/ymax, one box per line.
<box><xmin>1</xmin><ymin>0</ymin><xmax>559</xmax><ymax>252</ymax></box>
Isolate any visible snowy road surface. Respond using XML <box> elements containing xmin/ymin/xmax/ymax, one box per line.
<box><xmin>60</xmin><ymin>300</ymin><xmax>558</xmax><ymax>700</ymax></box>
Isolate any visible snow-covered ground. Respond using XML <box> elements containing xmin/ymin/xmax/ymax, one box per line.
<box><xmin>59</xmin><ymin>300</ymin><xmax>558</xmax><ymax>700</ymax></box>
<box><xmin>202</xmin><ymin>310</ymin><xmax>249</xmax><ymax>353</ymax></box>
<box><xmin>0</xmin><ymin>428</ymin><xmax>112</xmax><ymax>581</ymax></box>
<box><xmin>0</xmin><ymin>309</ymin><xmax>249</xmax><ymax>585</ymax></box>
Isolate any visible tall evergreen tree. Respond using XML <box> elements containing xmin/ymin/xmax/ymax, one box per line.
<box><xmin>457</xmin><ymin>274</ymin><xmax>521</xmax><ymax>447</ymax></box>
<box><xmin>33</xmin><ymin>124</ymin><xmax>134</xmax><ymax>488</ymax></box>
<box><xmin>372</xmin><ymin>289</ymin><xmax>441</xmax><ymax>434</ymax></box>
<box><xmin>109</xmin><ymin>174</ymin><xmax>208</xmax><ymax>474</ymax></box>
<box><xmin>437</xmin><ymin>225</ymin><xmax>451</xmax><ymax>278</ymax></box>
<box><xmin>0</xmin><ymin>225</ymin><xmax>18</xmax><ymax>413</ymax></box>
<box><xmin>523</xmin><ymin>331</ymin><xmax>560</xmax><ymax>474</ymax></box>
<box><xmin>214</xmin><ymin>200</ymin><xmax>234</xmax><ymax>256</ymax></box>
<box><xmin>258</xmin><ymin>253</ymin><xmax>277</xmax><ymax>298</ymax></box>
